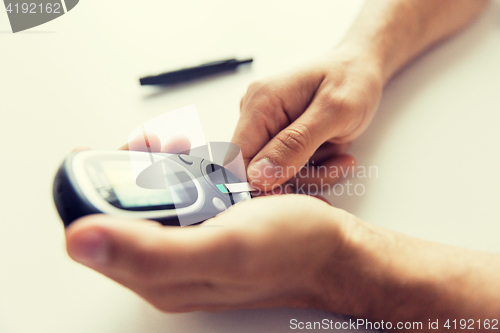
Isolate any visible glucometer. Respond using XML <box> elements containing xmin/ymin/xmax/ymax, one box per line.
<box><xmin>53</xmin><ymin>149</ymin><xmax>253</xmax><ymax>227</ymax></box>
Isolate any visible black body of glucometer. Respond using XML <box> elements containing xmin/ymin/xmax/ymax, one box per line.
<box><xmin>53</xmin><ymin>150</ymin><xmax>250</xmax><ymax>227</ymax></box>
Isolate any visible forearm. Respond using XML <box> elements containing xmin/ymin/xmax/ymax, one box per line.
<box><xmin>317</xmin><ymin>216</ymin><xmax>500</xmax><ymax>330</ymax></box>
<box><xmin>338</xmin><ymin>0</ymin><xmax>490</xmax><ymax>83</ymax></box>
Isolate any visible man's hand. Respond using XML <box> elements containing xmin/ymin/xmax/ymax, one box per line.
<box><xmin>232</xmin><ymin>48</ymin><xmax>383</xmax><ymax>191</ymax></box>
<box><xmin>232</xmin><ymin>0</ymin><xmax>490</xmax><ymax>192</ymax></box>
<box><xmin>65</xmin><ymin>195</ymin><xmax>356</xmax><ymax>313</ymax></box>
<box><xmin>65</xmin><ymin>192</ymin><xmax>500</xmax><ymax>324</ymax></box>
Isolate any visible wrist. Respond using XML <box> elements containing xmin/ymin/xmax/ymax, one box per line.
<box><xmin>332</xmin><ymin>40</ymin><xmax>388</xmax><ymax>85</ymax></box>
<box><xmin>313</xmin><ymin>213</ymin><xmax>466</xmax><ymax>323</ymax></box>
<box><xmin>310</xmin><ymin>211</ymin><xmax>431</xmax><ymax>319</ymax></box>
<box><xmin>306</xmin><ymin>208</ymin><xmax>383</xmax><ymax>315</ymax></box>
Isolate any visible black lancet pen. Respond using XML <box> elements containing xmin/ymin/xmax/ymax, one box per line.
<box><xmin>139</xmin><ymin>58</ymin><xmax>253</xmax><ymax>86</ymax></box>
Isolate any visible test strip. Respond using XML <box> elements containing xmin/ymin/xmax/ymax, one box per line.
<box><xmin>217</xmin><ymin>182</ymin><xmax>257</xmax><ymax>194</ymax></box>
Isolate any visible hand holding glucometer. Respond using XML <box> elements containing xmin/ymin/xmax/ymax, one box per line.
<box><xmin>53</xmin><ymin>142</ymin><xmax>254</xmax><ymax>227</ymax></box>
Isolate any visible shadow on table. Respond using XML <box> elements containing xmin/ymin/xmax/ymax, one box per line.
<box><xmin>140</xmin><ymin>66</ymin><xmax>253</xmax><ymax>100</ymax></box>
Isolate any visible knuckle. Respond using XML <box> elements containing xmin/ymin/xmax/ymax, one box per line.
<box><xmin>244</xmin><ymin>81</ymin><xmax>281</xmax><ymax>112</ymax></box>
<box><xmin>241</xmin><ymin>83</ymin><xmax>286</xmax><ymax>134</ymax></box>
<box><xmin>256</xmin><ymin>94</ymin><xmax>281</xmax><ymax>117</ymax></box>
<box><xmin>317</xmin><ymin>92</ymin><xmax>365</xmax><ymax>135</ymax></box>
<box><xmin>318</xmin><ymin>91</ymin><xmax>357</xmax><ymax>113</ymax></box>
<box><xmin>247</xmin><ymin>80</ymin><xmax>268</xmax><ymax>95</ymax></box>
<box><xmin>274</xmin><ymin>124</ymin><xmax>312</xmax><ymax>158</ymax></box>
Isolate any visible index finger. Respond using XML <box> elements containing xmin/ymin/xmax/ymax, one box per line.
<box><xmin>231</xmin><ymin>69</ymin><xmax>324</xmax><ymax>168</ymax></box>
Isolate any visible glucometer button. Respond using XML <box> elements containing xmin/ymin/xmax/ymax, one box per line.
<box><xmin>178</xmin><ymin>154</ymin><xmax>194</xmax><ymax>165</ymax></box>
<box><xmin>212</xmin><ymin>197</ymin><xmax>227</xmax><ymax>212</ymax></box>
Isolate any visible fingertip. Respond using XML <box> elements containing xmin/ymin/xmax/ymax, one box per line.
<box><xmin>118</xmin><ymin>143</ymin><xmax>129</xmax><ymax>151</ymax></box>
<box><xmin>128</xmin><ymin>132</ymin><xmax>161</xmax><ymax>152</ymax></box>
<box><xmin>161</xmin><ymin>134</ymin><xmax>191</xmax><ymax>154</ymax></box>
<box><xmin>65</xmin><ymin>215</ymin><xmax>112</xmax><ymax>267</ymax></box>
<box><xmin>247</xmin><ymin>158</ymin><xmax>281</xmax><ymax>190</ymax></box>
<box><xmin>346</xmin><ymin>154</ymin><xmax>356</xmax><ymax>165</ymax></box>
<box><xmin>339</xmin><ymin>154</ymin><xmax>357</xmax><ymax>175</ymax></box>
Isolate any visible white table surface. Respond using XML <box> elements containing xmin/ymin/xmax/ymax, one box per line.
<box><xmin>1</xmin><ymin>0</ymin><xmax>499</xmax><ymax>332</ymax></box>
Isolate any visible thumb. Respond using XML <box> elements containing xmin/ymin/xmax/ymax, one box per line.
<box><xmin>65</xmin><ymin>215</ymin><xmax>225</xmax><ymax>284</ymax></box>
<box><xmin>247</xmin><ymin>109</ymin><xmax>335</xmax><ymax>190</ymax></box>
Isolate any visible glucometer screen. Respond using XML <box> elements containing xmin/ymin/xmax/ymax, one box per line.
<box><xmin>87</xmin><ymin>160</ymin><xmax>197</xmax><ymax>211</ymax></box>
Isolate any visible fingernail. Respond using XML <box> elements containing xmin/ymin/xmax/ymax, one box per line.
<box><xmin>248</xmin><ymin>158</ymin><xmax>280</xmax><ymax>186</ymax></box>
<box><xmin>69</xmin><ymin>230</ymin><xmax>110</xmax><ymax>267</ymax></box>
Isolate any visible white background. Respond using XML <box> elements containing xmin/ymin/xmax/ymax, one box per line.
<box><xmin>1</xmin><ymin>0</ymin><xmax>499</xmax><ymax>332</ymax></box>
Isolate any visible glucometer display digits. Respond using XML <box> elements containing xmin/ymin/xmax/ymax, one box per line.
<box><xmin>85</xmin><ymin>159</ymin><xmax>198</xmax><ymax>211</ymax></box>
